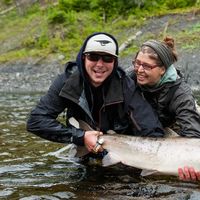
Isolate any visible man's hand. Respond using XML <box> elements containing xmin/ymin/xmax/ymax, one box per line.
<box><xmin>178</xmin><ymin>166</ymin><xmax>200</xmax><ymax>181</ymax></box>
<box><xmin>84</xmin><ymin>130</ymin><xmax>103</xmax><ymax>153</ymax></box>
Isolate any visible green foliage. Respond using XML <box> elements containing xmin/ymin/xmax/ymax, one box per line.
<box><xmin>48</xmin><ymin>10</ymin><xmax>68</xmax><ymax>24</ymax></box>
<box><xmin>58</xmin><ymin>0</ymin><xmax>153</xmax><ymax>21</ymax></box>
<box><xmin>3</xmin><ymin>0</ymin><xmax>13</xmax><ymax>6</ymax></box>
<box><xmin>22</xmin><ymin>33</ymin><xmax>50</xmax><ymax>49</ymax></box>
<box><xmin>24</xmin><ymin>3</ymin><xmax>41</xmax><ymax>16</ymax></box>
<box><xmin>59</xmin><ymin>0</ymin><xmax>90</xmax><ymax>12</ymax></box>
<box><xmin>22</xmin><ymin>37</ymin><xmax>36</xmax><ymax>48</ymax></box>
<box><xmin>36</xmin><ymin>33</ymin><xmax>50</xmax><ymax>49</ymax></box>
<box><xmin>164</xmin><ymin>0</ymin><xmax>197</xmax><ymax>9</ymax></box>
<box><xmin>176</xmin><ymin>22</ymin><xmax>200</xmax><ymax>50</ymax></box>
<box><xmin>0</xmin><ymin>0</ymin><xmax>199</xmax><ymax>62</ymax></box>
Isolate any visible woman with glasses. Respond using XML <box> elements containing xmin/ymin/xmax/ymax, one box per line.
<box><xmin>129</xmin><ymin>37</ymin><xmax>200</xmax><ymax>181</ymax></box>
<box><xmin>27</xmin><ymin>32</ymin><xmax>164</xmax><ymax>163</ymax></box>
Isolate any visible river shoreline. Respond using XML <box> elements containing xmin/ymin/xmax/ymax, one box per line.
<box><xmin>1</xmin><ymin>12</ymin><xmax>200</xmax><ymax>93</ymax></box>
<box><xmin>0</xmin><ymin>50</ymin><xmax>200</xmax><ymax>93</ymax></box>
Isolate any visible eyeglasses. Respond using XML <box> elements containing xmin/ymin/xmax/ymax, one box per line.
<box><xmin>85</xmin><ymin>53</ymin><xmax>116</xmax><ymax>63</ymax></box>
<box><xmin>132</xmin><ymin>60</ymin><xmax>158</xmax><ymax>71</ymax></box>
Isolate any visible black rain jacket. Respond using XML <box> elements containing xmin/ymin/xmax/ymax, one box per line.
<box><xmin>27</xmin><ymin>32</ymin><xmax>164</xmax><ymax>146</ymax></box>
<box><xmin>128</xmin><ymin>69</ymin><xmax>200</xmax><ymax>137</ymax></box>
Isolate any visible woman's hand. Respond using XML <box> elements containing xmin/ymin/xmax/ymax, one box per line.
<box><xmin>84</xmin><ymin>130</ymin><xmax>103</xmax><ymax>153</ymax></box>
<box><xmin>178</xmin><ymin>166</ymin><xmax>200</xmax><ymax>181</ymax></box>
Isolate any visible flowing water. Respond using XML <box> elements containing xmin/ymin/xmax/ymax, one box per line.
<box><xmin>0</xmin><ymin>92</ymin><xmax>200</xmax><ymax>200</ymax></box>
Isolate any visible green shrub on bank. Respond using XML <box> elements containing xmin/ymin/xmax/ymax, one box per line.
<box><xmin>48</xmin><ymin>10</ymin><xmax>67</xmax><ymax>24</ymax></box>
<box><xmin>2</xmin><ymin>0</ymin><xmax>13</xmax><ymax>6</ymax></box>
<box><xmin>164</xmin><ymin>0</ymin><xmax>197</xmax><ymax>9</ymax></box>
<box><xmin>0</xmin><ymin>0</ymin><xmax>200</xmax><ymax>63</ymax></box>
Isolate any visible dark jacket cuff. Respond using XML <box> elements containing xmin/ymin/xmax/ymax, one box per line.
<box><xmin>72</xmin><ymin>129</ymin><xmax>85</xmax><ymax>146</ymax></box>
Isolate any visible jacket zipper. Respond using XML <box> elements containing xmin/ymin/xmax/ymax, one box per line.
<box><xmin>98</xmin><ymin>100</ymin><xmax>123</xmax><ymax>131</ymax></box>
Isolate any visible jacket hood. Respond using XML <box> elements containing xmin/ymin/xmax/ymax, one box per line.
<box><xmin>156</xmin><ymin>64</ymin><xmax>177</xmax><ymax>87</ymax></box>
<box><xmin>76</xmin><ymin>32</ymin><xmax>119</xmax><ymax>85</ymax></box>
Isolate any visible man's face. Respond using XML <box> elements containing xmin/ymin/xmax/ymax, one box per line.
<box><xmin>84</xmin><ymin>52</ymin><xmax>116</xmax><ymax>87</ymax></box>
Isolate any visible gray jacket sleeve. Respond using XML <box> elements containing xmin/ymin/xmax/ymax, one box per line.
<box><xmin>170</xmin><ymin>81</ymin><xmax>200</xmax><ymax>137</ymax></box>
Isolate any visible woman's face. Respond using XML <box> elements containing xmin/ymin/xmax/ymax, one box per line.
<box><xmin>133</xmin><ymin>52</ymin><xmax>166</xmax><ymax>86</ymax></box>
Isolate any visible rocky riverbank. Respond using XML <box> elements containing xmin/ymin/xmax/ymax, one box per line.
<box><xmin>0</xmin><ymin>58</ymin><xmax>63</xmax><ymax>93</ymax></box>
<box><xmin>1</xmin><ymin>50</ymin><xmax>200</xmax><ymax>93</ymax></box>
<box><xmin>1</xmin><ymin>12</ymin><xmax>200</xmax><ymax>93</ymax></box>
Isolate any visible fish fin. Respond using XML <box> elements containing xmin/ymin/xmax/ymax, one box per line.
<box><xmin>45</xmin><ymin>144</ymin><xmax>79</xmax><ymax>159</ymax></box>
<box><xmin>69</xmin><ymin>117</ymin><xmax>80</xmax><ymax>128</ymax></box>
<box><xmin>67</xmin><ymin>144</ymin><xmax>78</xmax><ymax>157</ymax></box>
<box><xmin>102</xmin><ymin>152</ymin><xmax>121</xmax><ymax>167</ymax></box>
<box><xmin>67</xmin><ymin>118</ymin><xmax>90</xmax><ymax>157</ymax></box>
<box><xmin>164</xmin><ymin>127</ymin><xmax>179</xmax><ymax>138</ymax></box>
<box><xmin>75</xmin><ymin>146</ymin><xmax>90</xmax><ymax>157</ymax></box>
<box><xmin>78</xmin><ymin>120</ymin><xmax>94</xmax><ymax>131</ymax></box>
<box><xmin>140</xmin><ymin>169</ymin><xmax>158</xmax><ymax>176</ymax></box>
<box><xmin>107</xmin><ymin>130</ymin><xmax>117</xmax><ymax>134</ymax></box>
<box><xmin>47</xmin><ymin>144</ymin><xmax>76</xmax><ymax>157</ymax></box>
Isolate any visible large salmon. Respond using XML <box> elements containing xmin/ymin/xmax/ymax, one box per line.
<box><xmin>73</xmin><ymin>118</ymin><xmax>200</xmax><ymax>177</ymax></box>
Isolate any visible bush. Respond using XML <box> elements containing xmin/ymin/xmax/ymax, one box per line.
<box><xmin>164</xmin><ymin>0</ymin><xmax>197</xmax><ymax>9</ymax></box>
<box><xmin>59</xmin><ymin>0</ymin><xmax>90</xmax><ymax>12</ymax></box>
<box><xmin>3</xmin><ymin>0</ymin><xmax>13</xmax><ymax>6</ymax></box>
<box><xmin>48</xmin><ymin>10</ymin><xmax>67</xmax><ymax>24</ymax></box>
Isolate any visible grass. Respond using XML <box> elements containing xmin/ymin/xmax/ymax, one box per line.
<box><xmin>0</xmin><ymin>3</ymin><xmax>200</xmax><ymax>63</ymax></box>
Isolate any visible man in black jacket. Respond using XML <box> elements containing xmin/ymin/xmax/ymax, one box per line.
<box><xmin>27</xmin><ymin>32</ymin><xmax>164</xmax><ymax>155</ymax></box>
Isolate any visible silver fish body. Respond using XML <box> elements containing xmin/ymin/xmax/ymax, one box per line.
<box><xmin>100</xmin><ymin>134</ymin><xmax>200</xmax><ymax>176</ymax></box>
<box><xmin>70</xmin><ymin>118</ymin><xmax>200</xmax><ymax>177</ymax></box>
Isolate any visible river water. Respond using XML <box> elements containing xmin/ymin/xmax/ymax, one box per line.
<box><xmin>0</xmin><ymin>92</ymin><xmax>200</xmax><ymax>200</ymax></box>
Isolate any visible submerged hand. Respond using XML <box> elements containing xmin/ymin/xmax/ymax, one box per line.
<box><xmin>178</xmin><ymin>166</ymin><xmax>200</xmax><ymax>181</ymax></box>
<box><xmin>84</xmin><ymin>130</ymin><xmax>103</xmax><ymax>153</ymax></box>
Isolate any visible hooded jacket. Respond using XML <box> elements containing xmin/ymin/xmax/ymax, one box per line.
<box><xmin>27</xmin><ymin>32</ymin><xmax>164</xmax><ymax>146</ymax></box>
<box><xmin>128</xmin><ymin>67</ymin><xmax>200</xmax><ymax>137</ymax></box>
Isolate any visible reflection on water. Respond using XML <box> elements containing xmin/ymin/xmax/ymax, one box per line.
<box><xmin>0</xmin><ymin>93</ymin><xmax>86</xmax><ymax>199</ymax></box>
<box><xmin>0</xmin><ymin>92</ymin><xmax>200</xmax><ymax>200</ymax></box>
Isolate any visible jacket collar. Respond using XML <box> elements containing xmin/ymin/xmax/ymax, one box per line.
<box><xmin>59</xmin><ymin>70</ymin><xmax>124</xmax><ymax>105</ymax></box>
